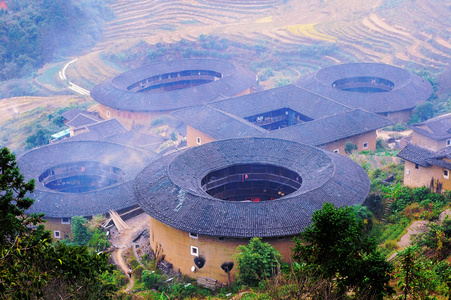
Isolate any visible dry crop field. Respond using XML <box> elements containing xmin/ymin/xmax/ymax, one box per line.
<box><xmin>64</xmin><ymin>0</ymin><xmax>450</xmax><ymax>87</ymax></box>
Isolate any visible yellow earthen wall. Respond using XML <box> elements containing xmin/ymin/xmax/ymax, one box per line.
<box><xmin>232</xmin><ymin>87</ymin><xmax>252</xmax><ymax>98</ymax></box>
<box><xmin>97</xmin><ymin>104</ymin><xmax>166</xmax><ymax>130</ymax></box>
<box><xmin>42</xmin><ymin>217</ymin><xmax>72</xmax><ymax>240</ymax></box>
<box><xmin>403</xmin><ymin>161</ymin><xmax>451</xmax><ymax>191</ymax></box>
<box><xmin>186</xmin><ymin>126</ymin><xmax>217</xmax><ymax>148</ymax></box>
<box><xmin>377</xmin><ymin>110</ymin><xmax>412</xmax><ymax>124</ymax></box>
<box><xmin>321</xmin><ymin>131</ymin><xmax>377</xmax><ymax>154</ymax></box>
<box><xmin>149</xmin><ymin>217</ymin><xmax>295</xmax><ymax>285</ymax></box>
<box><xmin>411</xmin><ymin>133</ymin><xmax>449</xmax><ymax>152</ymax></box>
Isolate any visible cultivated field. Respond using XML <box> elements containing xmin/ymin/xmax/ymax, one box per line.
<box><xmin>62</xmin><ymin>0</ymin><xmax>450</xmax><ymax>87</ymax></box>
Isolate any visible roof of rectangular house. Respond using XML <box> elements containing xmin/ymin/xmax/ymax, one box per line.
<box><xmin>269</xmin><ymin>109</ymin><xmax>393</xmax><ymax>146</ymax></box>
<box><xmin>397</xmin><ymin>143</ymin><xmax>451</xmax><ymax>169</ymax></box>
<box><xmin>410</xmin><ymin>113</ymin><xmax>451</xmax><ymax>141</ymax></box>
<box><xmin>172</xmin><ymin>84</ymin><xmax>393</xmax><ymax>147</ymax></box>
<box><xmin>211</xmin><ymin>84</ymin><xmax>350</xmax><ymax>119</ymax></box>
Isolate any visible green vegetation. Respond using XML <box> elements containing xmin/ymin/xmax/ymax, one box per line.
<box><xmin>0</xmin><ymin>101</ymin><xmax>93</xmax><ymax>151</ymax></box>
<box><xmin>345</xmin><ymin>142</ymin><xmax>358</xmax><ymax>154</ymax></box>
<box><xmin>292</xmin><ymin>203</ymin><xmax>393</xmax><ymax>299</ymax></box>
<box><xmin>0</xmin><ymin>0</ymin><xmax>112</xmax><ymax>81</ymax></box>
<box><xmin>234</xmin><ymin>237</ymin><xmax>283</xmax><ymax>287</ymax></box>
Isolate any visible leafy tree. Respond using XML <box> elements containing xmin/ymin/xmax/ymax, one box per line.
<box><xmin>292</xmin><ymin>202</ymin><xmax>393</xmax><ymax>298</ymax></box>
<box><xmin>71</xmin><ymin>216</ymin><xmax>93</xmax><ymax>246</ymax></box>
<box><xmin>0</xmin><ymin>147</ymin><xmax>50</xmax><ymax>298</ymax></box>
<box><xmin>234</xmin><ymin>237</ymin><xmax>282</xmax><ymax>286</ymax></box>
<box><xmin>345</xmin><ymin>142</ymin><xmax>358</xmax><ymax>154</ymax></box>
<box><xmin>409</xmin><ymin>101</ymin><xmax>436</xmax><ymax>124</ymax></box>
<box><xmin>395</xmin><ymin>246</ymin><xmax>438</xmax><ymax>300</ymax></box>
<box><xmin>25</xmin><ymin>127</ymin><xmax>51</xmax><ymax>149</ymax></box>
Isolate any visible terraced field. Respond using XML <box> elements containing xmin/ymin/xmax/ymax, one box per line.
<box><xmin>69</xmin><ymin>0</ymin><xmax>450</xmax><ymax>87</ymax></box>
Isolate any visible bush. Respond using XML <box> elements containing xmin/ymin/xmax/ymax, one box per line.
<box><xmin>234</xmin><ymin>237</ymin><xmax>282</xmax><ymax>287</ymax></box>
<box><xmin>384</xmin><ymin>239</ymin><xmax>398</xmax><ymax>251</ymax></box>
<box><xmin>142</xmin><ymin>271</ymin><xmax>161</xmax><ymax>289</ymax></box>
<box><xmin>345</xmin><ymin>142</ymin><xmax>358</xmax><ymax>154</ymax></box>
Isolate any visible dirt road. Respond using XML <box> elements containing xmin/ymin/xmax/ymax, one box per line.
<box><xmin>110</xmin><ymin>213</ymin><xmax>149</xmax><ymax>293</ymax></box>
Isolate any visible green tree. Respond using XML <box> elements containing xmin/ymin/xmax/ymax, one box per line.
<box><xmin>395</xmin><ymin>246</ymin><xmax>438</xmax><ymax>299</ymax></box>
<box><xmin>71</xmin><ymin>216</ymin><xmax>93</xmax><ymax>246</ymax></box>
<box><xmin>345</xmin><ymin>142</ymin><xmax>358</xmax><ymax>154</ymax></box>
<box><xmin>292</xmin><ymin>203</ymin><xmax>393</xmax><ymax>298</ymax></box>
<box><xmin>0</xmin><ymin>147</ymin><xmax>50</xmax><ymax>298</ymax></box>
<box><xmin>233</xmin><ymin>237</ymin><xmax>282</xmax><ymax>286</ymax></box>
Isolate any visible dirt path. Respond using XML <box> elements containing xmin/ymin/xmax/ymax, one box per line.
<box><xmin>109</xmin><ymin>213</ymin><xmax>149</xmax><ymax>293</ymax></box>
<box><xmin>388</xmin><ymin>220</ymin><xmax>429</xmax><ymax>260</ymax></box>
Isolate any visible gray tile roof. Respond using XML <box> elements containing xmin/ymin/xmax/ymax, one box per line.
<box><xmin>410</xmin><ymin>113</ymin><xmax>451</xmax><ymax>141</ymax></box>
<box><xmin>105</xmin><ymin>131</ymin><xmax>167</xmax><ymax>152</ymax></box>
<box><xmin>90</xmin><ymin>59</ymin><xmax>256</xmax><ymax>112</ymax></box>
<box><xmin>66</xmin><ymin>113</ymin><xmax>100</xmax><ymax>128</ymax></box>
<box><xmin>134</xmin><ymin>138</ymin><xmax>370</xmax><ymax>238</ymax></box>
<box><xmin>172</xmin><ymin>105</ymin><xmax>267</xmax><ymax>140</ymax></box>
<box><xmin>397</xmin><ymin>143</ymin><xmax>451</xmax><ymax>169</ymax></box>
<box><xmin>61</xmin><ymin>108</ymin><xmax>82</xmax><ymax>121</ymax></box>
<box><xmin>18</xmin><ymin>141</ymin><xmax>158</xmax><ymax>218</ymax></box>
<box><xmin>172</xmin><ymin>94</ymin><xmax>393</xmax><ymax>147</ymax></box>
<box><xmin>296</xmin><ymin>63</ymin><xmax>433</xmax><ymax>114</ymax></box>
<box><xmin>269</xmin><ymin>109</ymin><xmax>393</xmax><ymax>146</ymax></box>
<box><xmin>211</xmin><ymin>84</ymin><xmax>350</xmax><ymax>119</ymax></box>
<box><xmin>83</xmin><ymin>118</ymin><xmax>127</xmax><ymax>140</ymax></box>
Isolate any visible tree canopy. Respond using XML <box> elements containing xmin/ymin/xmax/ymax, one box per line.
<box><xmin>233</xmin><ymin>237</ymin><xmax>283</xmax><ymax>287</ymax></box>
<box><xmin>291</xmin><ymin>202</ymin><xmax>394</xmax><ymax>299</ymax></box>
<box><xmin>0</xmin><ymin>0</ymin><xmax>112</xmax><ymax>81</ymax></box>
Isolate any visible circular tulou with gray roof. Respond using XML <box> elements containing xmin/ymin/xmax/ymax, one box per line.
<box><xmin>19</xmin><ymin>141</ymin><xmax>157</xmax><ymax>218</ymax></box>
<box><xmin>296</xmin><ymin>63</ymin><xmax>433</xmax><ymax>114</ymax></box>
<box><xmin>134</xmin><ymin>138</ymin><xmax>370</xmax><ymax>238</ymax></box>
<box><xmin>90</xmin><ymin>59</ymin><xmax>256</xmax><ymax>112</ymax></box>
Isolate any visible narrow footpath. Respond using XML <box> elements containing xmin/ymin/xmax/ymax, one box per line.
<box><xmin>109</xmin><ymin>213</ymin><xmax>149</xmax><ymax>293</ymax></box>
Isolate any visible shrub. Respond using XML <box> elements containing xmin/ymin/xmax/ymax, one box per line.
<box><xmin>142</xmin><ymin>271</ymin><xmax>161</xmax><ymax>289</ymax></box>
<box><xmin>234</xmin><ymin>237</ymin><xmax>282</xmax><ymax>287</ymax></box>
<box><xmin>345</xmin><ymin>142</ymin><xmax>358</xmax><ymax>154</ymax></box>
<box><xmin>385</xmin><ymin>239</ymin><xmax>398</xmax><ymax>251</ymax></box>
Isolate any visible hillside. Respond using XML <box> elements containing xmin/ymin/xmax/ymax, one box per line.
<box><xmin>49</xmin><ymin>0</ymin><xmax>448</xmax><ymax>98</ymax></box>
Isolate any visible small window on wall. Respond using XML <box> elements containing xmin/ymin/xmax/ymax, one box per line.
<box><xmin>54</xmin><ymin>231</ymin><xmax>61</xmax><ymax>239</ymax></box>
<box><xmin>106</xmin><ymin>111</ymin><xmax>111</xmax><ymax>118</ymax></box>
<box><xmin>447</xmin><ymin>139</ymin><xmax>451</xmax><ymax>147</ymax></box>
<box><xmin>191</xmin><ymin>246</ymin><xmax>199</xmax><ymax>256</ymax></box>
<box><xmin>196</xmin><ymin>137</ymin><xmax>201</xmax><ymax>145</ymax></box>
<box><xmin>61</xmin><ymin>218</ymin><xmax>70</xmax><ymax>224</ymax></box>
<box><xmin>218</xmin><ymin>237</ymin><xmax>225</xmax><ymax>241</ymax></box>
<box><xmin>444</xmin><ymin>169</ymin><xmax>449</xmax><ymax>179</ymax></box>
<box><xmin>333</xmin><ymin>149</ymin><xmax>339</xmax><ymax>154</ymax></box>
<box><xmin>189</xmin><ymin>233</ymin><xmax>198</xmax><ymax>239</ymax></box>
<box><xmin>415</xmin><ymin>164</ymin><xmax>419</xmax><ymax>169</ymax></box>
<box><xmin>363</xmin><ymin>142</ymin><xmax>369</xmax><ymax>149</ymax></box>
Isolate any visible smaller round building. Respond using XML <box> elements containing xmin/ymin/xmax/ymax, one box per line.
<box><xmin>296</xmin><ymin>63</ymin><xmax>433</xmax><ymax>123</ymax></box>
<box><xmin>90</xmin><ymin>59</ymin><xmax>256</xmax><ymax>129</ymax></box>
<box><xmin>19</xmin><ymin>141</ymin><xmax>157</xmax><ymax>239</ymax></box>
<box><xmin>134</xmin><ymin>138</ymin><xmax>370</xmax><ymax>283</ymax></box>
